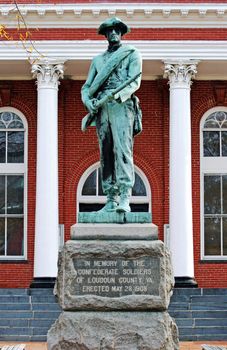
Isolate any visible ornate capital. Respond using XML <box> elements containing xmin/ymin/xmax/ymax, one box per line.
<box><xmin>164</xmin><ymin>61</ymin><xmax>198</xmax><ymax>87</ymax></box>
<box><xmin>32</xmin><ymin>61</ymin><xmax>64</xmax><ymax>89</ymax></box>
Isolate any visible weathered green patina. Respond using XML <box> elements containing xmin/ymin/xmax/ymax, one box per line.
<box><xmin>78</xmin><ymin>212</ymin><xmax>151</xmax><ymax>224</ymax></box>
<box><xmin>81</xmin><ymin>17</ymin><xmax>142</xmax><ymax>215</ymax></box>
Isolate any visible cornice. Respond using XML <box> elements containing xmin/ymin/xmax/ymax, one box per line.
<box><xmin>1</xmin><ymin>3</ymin><xmax>227</xmax><ymax>28</ymax></box>
<box><xmin>1</xmin><ymin>40</ymin><xmax>227</xmax><ymax>61</ymax></box>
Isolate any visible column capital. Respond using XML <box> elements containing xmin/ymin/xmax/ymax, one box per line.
<box><xmin>32</xmin><ymin>60</ymin><xmax>64</xmax><ymax>89</ymax></box>
<box><xmin>163</xmin><ymin>61</ymin><xmax>198</xmax><ymax>88</ymax></box>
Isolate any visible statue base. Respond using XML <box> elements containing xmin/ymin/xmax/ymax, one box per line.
<box><xmin>78</xmin><ymin>211</ymin><xmax>152</xmax><ymax>224</ymax></box>
<box><xmin>47</xmin><ymin>224</ymin><xmax>179</xmax><ymax>349</ymax></box>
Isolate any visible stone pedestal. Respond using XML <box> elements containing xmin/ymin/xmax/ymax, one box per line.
<box><xmin>48</xmin><ymin>312</ymin><xmax>178</xmax><ymax>350</ymax></box>
<box><xmin>47</xmin><ymin>224</ymin><xmax>179</xmax><ymax>350</ymax></box>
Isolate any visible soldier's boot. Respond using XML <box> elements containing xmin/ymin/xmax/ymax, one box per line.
<box><xmin>117</xmin><ymin>187</ymin><xmax>131</xmax><ymax>213</ymax></box>
<box><xmin>98</xmin><ymin>190</ymin><xmax>118</xmax><ymax>213</ymax></box>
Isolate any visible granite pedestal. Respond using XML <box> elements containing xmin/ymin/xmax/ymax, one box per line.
<box><xmin>47</xmin><ymin>222</ymin><xmax>179</xmax><ymax>350</ymax></box>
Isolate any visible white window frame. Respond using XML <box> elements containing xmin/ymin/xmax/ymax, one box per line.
<box><xmin>0</xmin><ymin>107</ymin><xmax>28</xmax><ymax>260</ymax></box>
<box><xmin>77</xmin><ymin>162</ymin><xmax>151</xmax><ymax>215</ymax></box>
<box><xmin>200</xmin><ymin>106</ymin><xmax>227</xmax><ymax>260</ymax></box>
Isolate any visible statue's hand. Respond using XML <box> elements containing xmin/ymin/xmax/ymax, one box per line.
<box><xmin>86</xmin><ymin>98</ymin><xmax>98</xmax><ymax>115</ymax></box>
<box><xmin>114</xmin><ymin>93</ymin><xmax>121</xmax><ymax>102</ymax></box>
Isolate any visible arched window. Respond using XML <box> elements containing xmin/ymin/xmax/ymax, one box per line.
<box><xmin>0</xmin><ymin>108</ymin><xmax>27</xmax><ymax>259</ymax></box>
<box><xmin>200</xmin><ymin>107</ymin><xmax>227</xmax><ymax>259</ymax></box>
<box><xmin>77</xmin><ymin>163</ymin><xmax>151</xmax><ymax>213</ymax></box>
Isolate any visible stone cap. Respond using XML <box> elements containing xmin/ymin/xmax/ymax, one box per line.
<box><xmin>71</xmin><ymin>223</ymin><xmax>158</xmax><ymax>240</ymax></box>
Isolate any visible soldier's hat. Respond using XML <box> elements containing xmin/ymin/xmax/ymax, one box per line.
<box><xmin>98</xmin><ymin>17</ymin><xmax>130</xmax><ymax>36</ymax></box>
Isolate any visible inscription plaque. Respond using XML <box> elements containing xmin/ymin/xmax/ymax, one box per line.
<box><xmin>72</xmin><ymin>257</ymin><xmax>160</xmax><ymax>297</ymax></box>
<box><xmin>56</xmin><ymin>239</ymin><xmax>174</xmax><ymax>311</ymax></box>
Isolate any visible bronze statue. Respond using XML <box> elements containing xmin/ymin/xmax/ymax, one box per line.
<box><xmin>81</xmin><ymin>17</ymin><xmax>142</xmax><ymax>213</ymax></box>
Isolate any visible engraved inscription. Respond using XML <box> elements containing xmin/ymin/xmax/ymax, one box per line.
<box><xmin>72</xmin><ymin>257</ymin><xmax>160</xmax><ymax>297</ymax></box>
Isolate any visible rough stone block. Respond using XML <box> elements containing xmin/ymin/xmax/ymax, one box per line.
<box><xmin>47</xmin><ymin>311</ymin><xmax>179</xmax><ymax>350</ymax></box>
<box><xmin>56</xmin><ymin>240</ymin><xmax>174</xmax><ymax>311</ymax></box>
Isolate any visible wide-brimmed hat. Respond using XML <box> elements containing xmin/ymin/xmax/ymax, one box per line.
<box><xmin>98</xmin><ymin>17</ymin><xmax>130</xmax><ymax>36</ymax></box>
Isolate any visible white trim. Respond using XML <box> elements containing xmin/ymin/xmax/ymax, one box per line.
<box><xmin>164</xmin><ymin>224</ymin><xmax>170</xmax><ymax>248</ymax></box>
<box><xmin>1</xmin><ymin>41</ymin><xmax>227</xmax><ymax>61</ymax></box>
<box><xmin>0</xmin><ymin>107</ymin><xmax>28</xmax><ymax>260</ymax></box>
<box><xmin>2</xmin><ymin>3</ymin><xmax>227</xmax><ymax>28</ymax></box>
<box><xmin>77</xmin><ymin>162</ymin><xmax>151</xmax><ymax>215</ymax></box>
<box><xmin>200</xmin><ymin>106</ymin><xmax>227</xmax><ymax>260</ymax></box>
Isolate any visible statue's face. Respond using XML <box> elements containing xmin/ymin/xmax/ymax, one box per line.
<box><xmin>105</xmin><ymin>27</ymin><xmax>122</xmax><ymax>44</ymax></box>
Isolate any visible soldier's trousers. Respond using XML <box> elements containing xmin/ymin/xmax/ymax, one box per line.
<box><xmin>96</xmin><ymin>96</ymin><xmax>135</xmax><ymax>196</ymax></box>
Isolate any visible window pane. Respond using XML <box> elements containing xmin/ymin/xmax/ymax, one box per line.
<box><xmin>222</xmin><ymin>131</ymin><xmax>227</xmax><ymax>156</ymax></box>
<box><xmin>204</xmin><ymin>175</ymin><xmax>221</xmax><ymax>214</ymax></box>
<box><xmin>203</xmin><ymin>131</ymin><xmax>220</xmax><ymax>157</ymax></box>
<box><xmin>98</xmin><ymin>168</ymin><xmax>104</xmax><ymax>196</ymax></box>
<box><xmin>82</xmin><ymin>170</ymin><xmax>96</xmax><ymax>196</ymax></box>
<box><xmin>7</xmin><ymin>218</ymin><xmax>23</xmax><ymax>256</ymax></box>
<box><xmin>8</xmin><ymin>114</ymin><xmax>24</xmax><ymax>129</ymax></box>
<box><xmin>8</xmin><ymin>131</ymin><xmax>24</xmax><ymax>163</ymax></box>
<box><xmin>0</xmin><ymin>176</ymin><xmax>5</xmax><ymax>215</ymax></box>
<box><xmin>0</xmin><ymin>132</ymin><xmax>6</xmax><ymax>163</ymax></box>
<box><xmin>132</xmin><ymin>173</ymin><xmax>147</xmax><ymax>196</ymax></box>
<box><xmin>223</xmin><ymin>218</ymin><xmax>227</xmax><ymax>255</ymax></box>
<box><xmin>130</xmin><ymin>203</ymin><xmax>149</xmax><ymax>212</ymax></box>
<box><xmin>223</xmin><ymin>175</ymin><xmax>227</xmax><ymax>214</ymax></box>
<box><xmin>204</xmin><ymin>120</ymin><xmax>219</xmax><ymax>128</ymax></box>
<box><xmin>7</xmin><ymin>176</ymin><xmax>24</xmax><ymax>214</ymax></box>
<box><xmin>0</xmin><ymin>112</ymin><xmax>12</xmax><ymax>127</ymax></box>
<box><xmin>0</xmin><ymin>218</ymin><xmax>5</xmax><ymax>255</ymax></box>
<box><xmin>79</xmin><ymin>203</ymin><xmax>104</xmax><ymax>212</ymax></box>
<box><xmin>204</xmin><ymin>217</ymin><xmax>221</xmax><ymax>255</ymax></box>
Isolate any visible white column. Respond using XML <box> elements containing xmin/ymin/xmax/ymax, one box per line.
<box><xmin>164</xmin><ymin>61</ymin><xmax>197</xmax><ymax>281</ymax></box>
<box><xmin>32</xmin><ymin>61</ymin><xmax>64</xmax><ymax>278</ymax></box>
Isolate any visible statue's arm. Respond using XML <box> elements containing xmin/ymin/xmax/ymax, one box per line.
<box><xmin>81</xmin><ymin>60</ymin><xmax>98</xmax><ymax>114</ymax></box>
<box><xmin>116</xmin><ymin>50</ymin><xmax>142</xmax><ymax>103</ymax></box>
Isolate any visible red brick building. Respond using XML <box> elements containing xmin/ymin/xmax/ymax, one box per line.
<box><xmin>0</xmin><ymin>0</ymin><xmax>227</xmax><ymax>290</ymax></box>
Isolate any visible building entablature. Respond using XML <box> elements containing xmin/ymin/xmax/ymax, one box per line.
<box><xmin>2</xmin><ymin>3</ymin><xmax>227</xmax><ymax>28</ymax></box>
<box><xmin>0</xmin><ymin>40</ymin><xmax>227</xmax><ymax>80</ymax></box>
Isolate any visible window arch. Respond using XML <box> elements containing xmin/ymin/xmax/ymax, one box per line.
<box><xmin>77</xmin><ymin>162</ymin><xmax>151</xmax><ymax>213</ymax></box>
<box><xmin>200</xmin><ymin>107</ymin><xmax>227</xmax><ymax>259</ymax></box>
<box><xmin>0</xmin><ymin>108</ymin><xmax>27</xmax><ymax>260</ymax></box>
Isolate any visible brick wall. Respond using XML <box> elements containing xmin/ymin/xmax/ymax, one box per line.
<box><xmin>3</xmin><ymin>28</ymin><xmax>227</xmax><ymax>41</ymax></box>
<box><xmin>0</xmin><ymin>81</ymin><xmax>37</xmax><ymax>288</ymax></box>
<box><xmin>191</xmin><ymin>81</ymin><xmax>227</xmax><ymax>288</ymax></box>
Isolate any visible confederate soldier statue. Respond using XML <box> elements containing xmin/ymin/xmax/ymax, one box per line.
<box><xmin>81</xmin><ymin>17</ymin><xmax>142</xmax><ymax>213</ymax></box>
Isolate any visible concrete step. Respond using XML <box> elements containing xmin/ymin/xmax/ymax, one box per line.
<box><xmin>0</xmin><ymin>304</ymin><xmax>31</xmax><ymax>311</ymax></box>
<box><xmin>191</xmin><ymin>296</ymin><xmax>227</xmax><ymax>303</ymax></box>
<box><xmin>0</xmin><ymin>289</ymin><xmax>28</xmax><ymax>296</ymax></box>
<box><xmin>195</xmin><ymin>319</ymin><xmax>227</xmax><ymax>327</ymax></box>
<box><xmin>179</xmin><ymin>327</ymin><xmax>227</xmax><ymax>336</ymax></box>
<box><xmin>0</xmin><ymin>296</ymin><xmax>29</xmax><ymax>303</ymax></box>
<box><xmin>169</xmin><ymin>302</ymin><xmax>190</xmax><ymax>310</ymax></box>
<box><xmin>0</xmin><ymin>289</ymin><xmax>60</xmax><ymax>342</ymax></box>
<box><xmin>190</xmin><ymin>304</ymin><xmax>227</xmax><ymax>311</ymax></box>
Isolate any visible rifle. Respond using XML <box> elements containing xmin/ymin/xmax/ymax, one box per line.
<box><xmin>81</xmin><ymin>72</ymin><xmax>142</xmax><ymax>132</ymax></box>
